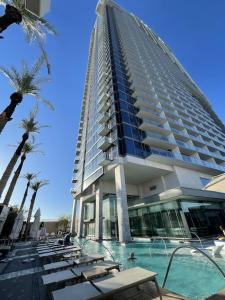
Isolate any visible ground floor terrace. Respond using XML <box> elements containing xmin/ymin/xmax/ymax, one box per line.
<box><xmin>73</xmin><ymin>186</ymin><xmax>225</xmax><ymax>241</ymax></box>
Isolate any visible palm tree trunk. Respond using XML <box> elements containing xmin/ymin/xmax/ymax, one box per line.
<box><xmin>0</xmin><ymin>5</ymin><xmax>22</xmax><ymax>33</ymax></box>
<box><xmin>0</xmin><ymin>132</ymin><xmax>28</xmax><ymax>198</ymax></box>
<box><xmin>0</xmin><ymin>92</ymin><xmax>23</xmax><ymax>134</ymax></box>
<box><xmin>24</xmin><ymin>191</ymin><xmax>37</xmax><ymax>239</ymax></box>
<box><xmin>3</xmin><ymin>154</ymin><xmax>26</xmax><ymax>206</ymax></box>
<box><xmin>19</xmin><ymin>181</ymin><xmax>30</xmax><ymax>212</ymax></box>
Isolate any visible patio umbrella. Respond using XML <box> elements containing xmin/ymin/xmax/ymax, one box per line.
<box><xmin>9</xmin><ymin>210</ymin><xmax>24</xmax><ymax>240</ymax></box>
<box><xmin>29</xmin><ymin>208</ymin><xmax>41</xmax><ymax>240</ymax></box>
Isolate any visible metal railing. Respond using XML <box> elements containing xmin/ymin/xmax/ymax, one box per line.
<box><xmin>162</xmin><ymin>245</ymin><xmax>225</xmax><ymax>288</ymax></box>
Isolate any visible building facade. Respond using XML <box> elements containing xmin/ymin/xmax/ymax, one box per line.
<box><xmin>71</xmin><ymin>0</ymin><xmax>225</xmax><ymax>242</ymax></box>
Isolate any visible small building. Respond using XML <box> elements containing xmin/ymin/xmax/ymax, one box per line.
<box><xmin>41</xmin><ymin>219</ymin><xmax>58</xmax><ymax>234</ymax></box>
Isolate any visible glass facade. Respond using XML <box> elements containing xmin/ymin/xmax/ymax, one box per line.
<box><xmin>83</xmin><ymin>196</ymin><xmax>225</xmax><ymax>239</ymax></box>
<box><xmin>181</xmin><ymin>200</ymin><xmax>225</xmax><ymax>237</ymax></box>
<box><xmin>106</xmin><ymin>6</ymin><xmax>151</xmax><ymax>159</ymax></box>
<box><xmin>129</xmin><ymin>201</ymin><xmax>185</xmax><ymax>238</ymax></box>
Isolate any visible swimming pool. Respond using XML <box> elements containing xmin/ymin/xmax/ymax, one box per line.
<box><xmin>77</xmin><ymin>239</ymin><xmax>225</xmax><ymax>300</ymax></box>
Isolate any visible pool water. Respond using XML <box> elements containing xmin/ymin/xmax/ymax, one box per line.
<box><xmin>76</xmin><ymin>239</ymin><xmax>225</xmax><ymax>300</ymax></box>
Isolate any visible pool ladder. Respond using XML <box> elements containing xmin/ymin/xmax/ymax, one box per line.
<box><xmin>162</xmin><ymin>245</ymin><xmax>225</xmax><ymax>288</ymax></box>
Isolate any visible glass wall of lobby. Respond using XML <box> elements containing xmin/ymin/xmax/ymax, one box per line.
<box><xmin>81</xmin><ymin>196</ymin><xmax>225</xmax><ymax>239</ymax></box>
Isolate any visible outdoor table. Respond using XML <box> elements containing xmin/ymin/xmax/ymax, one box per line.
<box><xmin>52</xmin><ymin>281</ymin><xmax>101</xmax><ymax>300</ymax></box>
<box><xmin>42</xmin><ymin>269</ymin><xmax>76</xmax><ymax>286</ymax></box>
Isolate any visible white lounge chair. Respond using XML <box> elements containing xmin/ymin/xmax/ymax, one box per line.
<box><xmin>52</xmin><ymin>281</ymin><xmax>101</xmax><ymax>300</ymax></box>
<box><xmin>44</xmin><ymin>260</ymin><xmax>75</xmax><ymax>273</ymax></box>
<box><xmin>52</xmin><ymin>267</ymin><xmax>162</xmax><ymax>300</ymax></box>
<box><xmin>42</xmin><ymin>269</ymin><xmax>77</xmax><ymax>287</ymax></box>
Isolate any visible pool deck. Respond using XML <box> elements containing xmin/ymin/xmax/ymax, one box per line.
<box><xmin>0</xmin><ymin>241</ymin><xmax>190</xmax><ymax>299</ymax></box>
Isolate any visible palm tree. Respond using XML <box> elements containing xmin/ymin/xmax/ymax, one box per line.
<box><xmin>19</xmin><ymin>172</ymin><xmax>37</xmax><ymax>212</ymax></box>
<box><xmin>3</xmin><ymin>142</ymin><xmax>41</xmax><ymax>206</ymax></box>
<box><xmin>0</xmin><ymin>56</ymin><xmax>53</xmax><ymax>134</ymax></box>
<box><xmin>0</xmin><ymin>110</ymin><xmax>46</xmax><ymax>198</ymax></box>
<box><xmin>0</xmin><ymin>1</ymin><xmax>56</xmax><ymax>73</ymax></box>
<box><xmin>24</xmin><ymin>179</ymin><xmax>49</xmax><ymax>238</ymax></box>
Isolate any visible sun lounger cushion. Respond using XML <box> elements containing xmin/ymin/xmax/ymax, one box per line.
<box><xmin>94</xmin><ymin>267</ymin><xmax>157</xmax><ymax>295</ymax></box>
<box><xmin>42</xmin><ymin>270</ymin><xmax>77</xmax><ymax>286</ymax></box>
<box><xmin>52</xmin><ymin>281</ymin><xmax>101</xmax><ymax>300</ymax></box>
<box><xmin>44</xmin><ymin>260</ymin><xmax>74</xmax><ymax>272</ymax></box>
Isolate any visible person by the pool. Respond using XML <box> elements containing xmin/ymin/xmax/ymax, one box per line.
<box><xmin>128</xmin><ymin>252</ymin><xmax>136</xmax><ymax>261</ymax></box>
<box><xmin>63</xmin><ymin>232</ymin><xmax>72</xmax><ymax>246</ymax></box>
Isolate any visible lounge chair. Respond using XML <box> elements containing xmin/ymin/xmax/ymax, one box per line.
<box><xmin>43</xmin><ymin>259</ymin><xmax>75</xmax><ymax>273</ymax></box>
<box><xmin>73</xmin><ymin>255</ymin><xmax>104</xmax><ymax>266</ymax></box>
<box><xmin>43</xmin><ymin>260</ymin><xmax>119</xmax><ymax>289</ymax></box>
<box><xmin>42</xmin><ymin>269</ymin><xmax>77</xmax><ymax>289</ymax></box>
<box><xmin>52</xmin><ymin>267</ymin><xmax>162</xmax><ymax>300</ymax></box>
<box><xmin>52</xmin><ymin>281</ymin><xmax>101</xmax><ymax>300</ymax></box>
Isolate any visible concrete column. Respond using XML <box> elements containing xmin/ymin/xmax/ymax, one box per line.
<box><xmin>180</xmin><ymin>211</ymin><xmax>192</xmax><ymax>238</ymax></box>
<box><xmin>95</xmin><ymin>184</ymin><xmax>103</xmax><ymax>240</ymax></box>
<box><xmin>70</xmin><ymin>198</ymin><xmax>77</xmax><ymax>235</ymax></box>
<box><xmin>115</xmin><ymin>164</ymin><xmax>132</xmax><ymax>243</ymax></box>
<box><xmin>77</xmin><ymin>198</ymin><xmax>84</xmax><ymax>238</ymax></box>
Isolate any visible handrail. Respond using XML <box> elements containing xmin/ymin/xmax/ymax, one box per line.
<box><xmin>82</xmin><ymin>238</ymin><xmax>116</xmax><ymax>262</ymax></box>
<box><xmin>162</xmin><ymin>245</ymin><xmax>225</xmax><ymax>288</ymax></box>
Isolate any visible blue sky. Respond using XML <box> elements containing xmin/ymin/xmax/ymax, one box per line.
<box><xmin>0</xmin><ymin>0</ymin><xmax>224</xmax><ymax>220</ymax></box>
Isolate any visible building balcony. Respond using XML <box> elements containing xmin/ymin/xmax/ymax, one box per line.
<box><xmin>97</xmin><ymin>124</ymin><xmax>110</xmax><ymax>136</ymax></box>
<box><xmin>97</xmin><ymin>113</ymin><xmax>110</xmax><ymax>124</ymax></box>
<box><xmin>97</xmin><ymin>137</ymin><xmax>113</xmax><ymax>151</ymax></box>
<box><xmin>97</xmin><ymin>101</ymin><xmax>110</xmax><ymax>113</ymax></box>
<box><xmin>97</xmin><ymin>89</ymin><xmax>109</xmax><ymax>105</ymax></box>
<box><xmin>99</xmin><ymin>152</ymin><xmax>113</xmax><ymax>166</ymax></box>
<box><xmin>71</xmin><ymin>178</ymin><xmax>78</xmax><ymax>184</ymax></box>
<box><xmin>139</xmin><ymin>119</ymin><xmax>169</xmax><ymax>135</ymax></box>
<box><xmin>137</xmin><ymin>108</ymin><xmax>165</xmax><ymax>123</ymax></box>
<box><xmin>171</xmin><ymin>128</ymin><xmax>188</xmax><ymax>138</ymax></box>
<box><xmin>143</xmin><ymin>132</ymin><xmax>174</xmax><ymax>148</ymax></box>
<box><xmin>151</xmin><ymin>148</ymin><xmax>175</xmax><ymax>158</ymax></box>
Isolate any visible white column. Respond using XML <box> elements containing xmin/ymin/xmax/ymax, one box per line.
<box><xmin>115</xmin><ymin>164</ymin><xmax>132</xmax><ymax>243</ymax></box>
<box><xmin>77</xmin><ymin>198</ymin><xmax>84</xmax><ymax>238</ymax></box>
<box><xmin>180</xmin><ymin>211</ymin><xmax>192</xmax><ymax>238</ymax></box>
<box><xmin>70</xmin><ymin>198</ymin><xmax>77</xmax><ymax>235</ymax></box>
<box><xmin>95</xmin><ymin>184</ymin><xmax>103</xmax><ymax>240</ymax></box>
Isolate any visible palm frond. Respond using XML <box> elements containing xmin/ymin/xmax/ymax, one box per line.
<box><xmin>22</xmin><ymin>141</ymin><xmax>40</xmax><ymax>154</ymax></box>
<box><xmin>31</xmin><ymin>179</ymin><xmax>49</xmax><ymax>191</ymax></box>
<box><xmin>0</xmin><ymin>66</ymin><xmax>18</xmax><ymax>89</ymax></box>
<box><xmin>20</xmin><ymin>107</ymin><xmax>49</xmax><ymax>135</ymax></box>
<box><xmin>23</xmin><ymin>172</ymin><xmax>39</xmax><ymax>181</ymax></box>
<box><xmin>37</xmin><ymin>95</ymin><xmax>54</xmax><ymax>110</ymax></box>
<box><xmin>0</xmin><ymin>57</ymin><xmax>53</xmax><ymax>109</ymax></box>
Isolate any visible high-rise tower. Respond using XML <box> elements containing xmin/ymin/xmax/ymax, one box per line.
<box><xmin>71</xmin><ymin>0</ymin><xmax>225</xmax><ymax>242</ymax></box>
